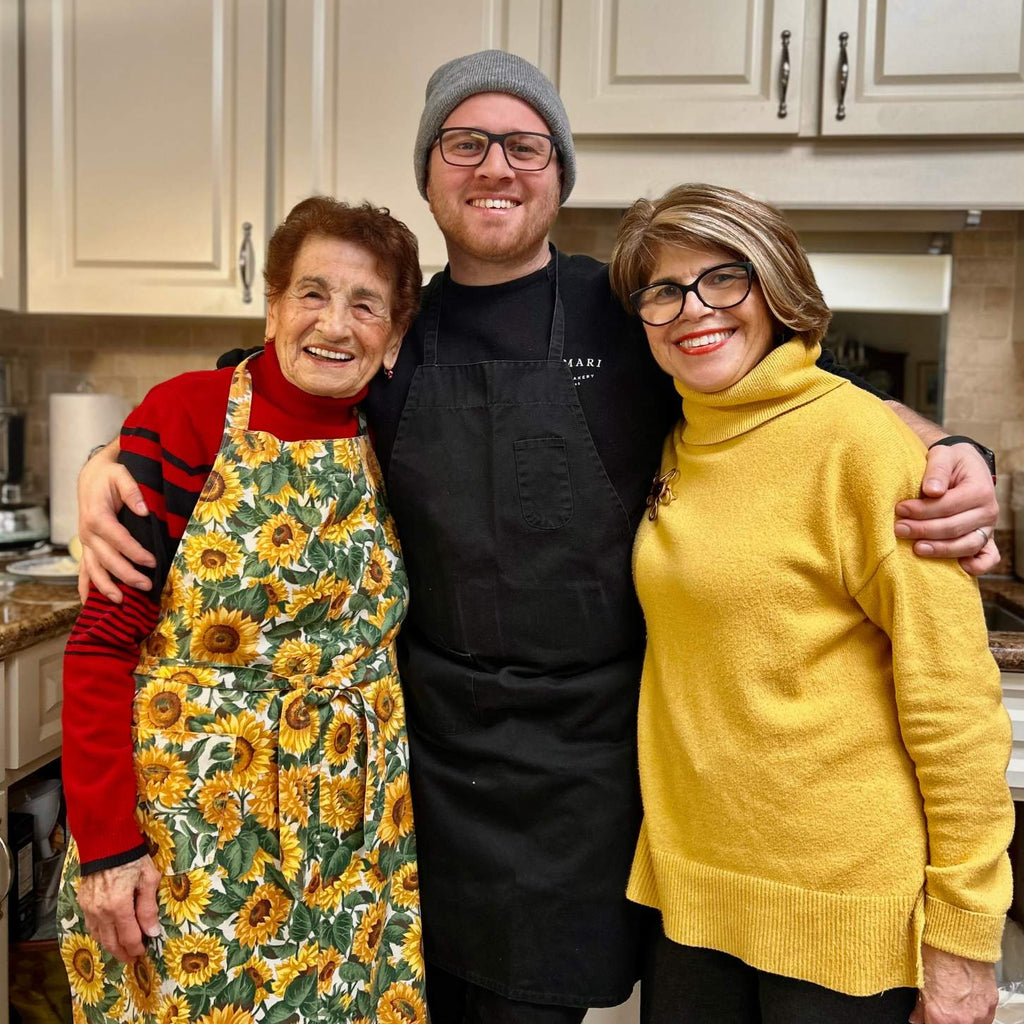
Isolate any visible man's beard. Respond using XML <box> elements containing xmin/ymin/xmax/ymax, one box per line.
<box><xmin>430</xmin><ymin>189</ymin><xmax>560</xmax><ymax>269</ymax></box>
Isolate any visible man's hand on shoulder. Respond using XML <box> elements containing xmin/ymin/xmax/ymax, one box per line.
<box><xmin>895</xmin><ymin>441</ymin><xmax>1000</xmax><ymax>576</ymax></box>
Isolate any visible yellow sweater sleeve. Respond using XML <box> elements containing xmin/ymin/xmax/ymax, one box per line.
<box><xmin>854</xmin><ymin>540</ymin><xmax>1012</xmax><ymax>961</ymax></box>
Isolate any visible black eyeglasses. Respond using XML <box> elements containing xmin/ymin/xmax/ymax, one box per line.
<box><xmin>435</xmin><ymin>128</ymin><xmax>557</xmax><ymax>171</ymax></box>
<box><xmin>629</xmin><ymin>262</ymin><xmax>755</xmax><ymax>326</ymax></box>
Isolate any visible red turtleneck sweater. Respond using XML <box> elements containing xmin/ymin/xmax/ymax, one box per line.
<box><xmin>63</xmin><ymin>344</ymin><xmax>365</xmax><ymax>872</ymax></box>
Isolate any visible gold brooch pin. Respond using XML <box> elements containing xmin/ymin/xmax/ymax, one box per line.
<box><xmin>646</xmin><ymin>468</ymin><xmax>679</xmax><ymax>521</ymax></box>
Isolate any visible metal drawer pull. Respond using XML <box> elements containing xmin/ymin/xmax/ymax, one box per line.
<box><xmin>836</xmin><ymin>31</ymin><xmax>849</xmax><ymax>120</ymax></box>
<box><xmin>778</xmin><ymin>30</ymin><xmax>791</xmax><ymax>118</ymax></box>
<box><xmin>238</xmin><ymin>221</ymin><xmax>255</xmax><ymax>304</ymax></box>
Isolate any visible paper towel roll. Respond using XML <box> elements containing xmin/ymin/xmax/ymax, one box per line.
<box><xmin>49</xmin><ymin>393</ymin><xmax>131</xmax><ymax>545</ymax></box>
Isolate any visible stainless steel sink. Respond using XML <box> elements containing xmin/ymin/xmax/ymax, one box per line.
<box><xmin>983</xmin><ymin>601</ymin><xmax>1024</xmax><ymax>632</ymax></box>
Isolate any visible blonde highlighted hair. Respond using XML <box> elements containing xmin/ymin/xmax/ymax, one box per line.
<box><xmin>609</xmin><ymin>183</ymin><xmax>831</xmax><ymax>346</ymax></box>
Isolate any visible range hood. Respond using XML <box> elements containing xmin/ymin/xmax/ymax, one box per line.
<box><xmin>807</xmin><ymin>254</ymin><xmax>952</xmax><ymax>315</ymax></box>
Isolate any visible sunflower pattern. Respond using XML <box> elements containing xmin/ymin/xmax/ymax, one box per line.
<box><xmin>58</xmin><ymin>358</ymin><xmax>422</xmax><ymax>1023</ymax></box>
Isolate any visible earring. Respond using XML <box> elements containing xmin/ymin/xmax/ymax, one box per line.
<box><xmin>384</xmin><ymin>367</ymin><xmax>394</xmax><ymax>380</ymax></box>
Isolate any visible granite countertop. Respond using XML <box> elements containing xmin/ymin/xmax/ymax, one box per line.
<box><xmin>980</xmin><ymin>577</ymin><xmax>1024</xmax><ymax>672</ymax></box>
<box><xmin>0</xmin><ymin>548</ymin><xmax>81</xmax><ymax>659</ymax></box>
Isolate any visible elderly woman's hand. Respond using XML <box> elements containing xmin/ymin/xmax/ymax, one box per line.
<box><xmin>908</xmin><ymin>944</ymin><xmax>998</xmax><ymax>1024</ymax></box>
<box><xmin>77</xmin><ymin>440</ymin><xmax>156</xmax><ymax>604</ymax></box>
<box><xmin>77</xmin><ymin>856</ymin><xmax>162</xmax><ymax>962</ymax></box>
<box><xmin>895</xmin><ymin>441</ymin><xmax>1000</xmax><ymax>576</ymax></box>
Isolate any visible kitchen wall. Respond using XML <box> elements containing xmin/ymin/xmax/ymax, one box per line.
<box><xmin>0</xmin><ymin>210</ymin><xmax>1021</xmax><ymax>569</ymax></box>
<box><xmin>0</xmin><ymin>312</ymin><xmax>264</xmax><ymax>496</ymax></box>
<box><xmin>942</xmin><ymin>212</ymin><xmax>1024</xmax><ymax>566</ymax></box>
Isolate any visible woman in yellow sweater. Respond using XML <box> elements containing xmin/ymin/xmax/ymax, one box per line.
<box><xmin>608</xmin><ymin>184</ymin><xmax>1012</xmax><ymax>1024</ymax></box>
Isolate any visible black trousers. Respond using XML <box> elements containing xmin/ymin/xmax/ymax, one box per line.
<box><xmin>426</xmin><ymin>963</ymin><xmax>589</xmax><ymax>1024</ymax></box>
<box><xmin>641</xmin><ymin>935</ymin><xmax>918</xmax><ymax>1024</ymax></box>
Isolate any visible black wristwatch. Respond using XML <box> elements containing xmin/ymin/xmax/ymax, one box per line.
<box><xmin>928</xmin><ymin>435</ymin><xmax>996</xmax><ymax>484</ymax></box>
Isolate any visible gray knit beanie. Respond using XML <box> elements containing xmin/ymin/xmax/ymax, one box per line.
<box><xmin>414</xmin><ymin>50</ymin><xmax>576</xmax><ymax>205</ymax></box>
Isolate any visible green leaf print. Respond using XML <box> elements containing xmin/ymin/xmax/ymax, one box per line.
<box><xmin>255</xmin><ymin>461</ymin><xmax>290</xmax><ymax>496</ymax></box>
<box><xmin>262</xmin><ymin>1000</ymin><xmax>301</xmax><ymax>1023</ymax></box>
<box><xmin>257</xmin><ymin>825</ymin><xmax>280</xmax><ymax>858</ymax></box>
<box><xmin>230</xmin><ymin>583</ymin><xmax>266</xmax><ymax>619</ymax></box>
<box><xmin>324</xmin><ymin>842</ymin><xmax>352</xmax><ymax>879</ymax></box>
<box><xmin>283</xmin><ymin>970</ymin><xmax>317</xmax><ymax>1009</ymax></box>
<box><xmin>263</xmin><ymin>620</ymin><xmax>302</xmax><ymax>641</ymax></box>
<box><xmin>296</xmin><ymin>503</ymin><xmax>323</xmax><ymax>529</ymax></box>
<box><xmin>339</xmin><ymin>961</ymin><xmax>370</xmax><ymax>984</ymax></box>
<box><xmin>356</xmin><ymin>620</ymin><xmax>382</xmax><ymax>648</ymax></box>
<box><xmin>291</xmin><ymin>900</ymin><xmax>313</xmax><ymax>937</ymax></box>
<box><xmin>335</xmin><ymin>486</ymin><xmax>363</xmax><ymax>520</ymax></box>
<box><xmin>223</xmin><ymin>841</ymin><xmax>245</xmax><ymax>880</ymax></box>
<box><xmin>220</xmin><ymin>969</ymin><xmax>256</xmax><ymax>1007</ymax></box>
<box><xmin>230</xmin><ymin>502</ymin><xmax>263</xmax><ymax>530</ymax></box>
<box><xmin>305</xmin><ymin>536</ymin><xmax>332</xmax><ymax>571</ymax></box>
<box><xmin>346</xmin><ymin>545</ymin><xmax>365</xmax><ymax>582</ymax></box>
<box><xmin>294</xmin><ymin>599</ymin><xmax>331</xmax><ymax>630</ymax></box>
<box><xmin>331</xmin><ymin>911</ymin><xmax>353</xmax><ymax>951</ymax></box>
<box><xmin>235</xmin><ymin>826</ymin><xmax>260</xmax><ymax>876</ymax></box>
<box><xmin>347</xmin><ymin>592</ymin><xmax>375</xmax><ymax>615</ymax></box>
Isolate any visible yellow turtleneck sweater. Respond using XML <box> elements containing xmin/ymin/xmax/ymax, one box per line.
<box><xmin>628</xmin><ymin>339</ymin><xmax>1012</xmax><ymax>996</ymax></box>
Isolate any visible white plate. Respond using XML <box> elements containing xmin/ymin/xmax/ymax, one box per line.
<box><xmin>5</xmin><ymin>555</ymin><xmax>80</xmax><ymax>584</ymax></box>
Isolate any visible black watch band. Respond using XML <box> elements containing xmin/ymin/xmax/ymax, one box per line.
<box><xmin>928</xmin><ymin>435</ymin><xmax>996</xmax><ymax>483</ymax></box>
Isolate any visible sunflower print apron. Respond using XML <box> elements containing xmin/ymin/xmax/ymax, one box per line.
<box><xmin>58</xmin><ymin>357</ymin><xmax>425</xmax><ymax>1024</ymax></box>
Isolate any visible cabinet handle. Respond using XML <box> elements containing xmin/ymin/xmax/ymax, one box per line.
<box><xmin>238</xmin><ymin>222</ymin><xmax>255</xmax><ymax>305</ymax></box>
<box><xmin>777</xmin><ymin>30</ymin><xmax>792</xmax><ymax>118</ymax></box>
<box><xmin>0</xmin><ymin>830</ymin><xmax>13</xmax><ymax>905</ymax></box>
<box><xmin>836</xmin><ymin>31</ymin><xmax>849</xmax><ymax>120</ymax></box>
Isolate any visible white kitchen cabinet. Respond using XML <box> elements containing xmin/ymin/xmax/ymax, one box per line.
<box><xmin>25</xmin><ymin>0</ymin><xmax>269</xmax><ymax>316</ymax></box>
<box><xmin>5</xmin><ymin>635</ymin><xmax>66</xmax><ymax>770</ymax></box>
<box><xmin>0</xmin><ymin>0</ymin><xmax>20</xmax><ymax>312</ymax></box>
<box><xmin>280</xmin><ymin>0</ymin><xmax>558</xmax><ymax>273</ymax></box>
<box><xmin>821</xmin><ymin>0</ymin><xmax>1024</xmax><ymax>135</ymax></box>
<box><xmin>560</xmin><ymin>0</ymin><xmax>808</xmax><ymax>135</ymax></box>
<box><xmin>560</xmin><ymin>0</ymin><xmax>1024</xmax><ymax>137</ymax></box>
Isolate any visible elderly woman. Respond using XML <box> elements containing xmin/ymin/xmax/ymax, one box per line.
<box><xmin>57</xmin><ymin>197</ymin><xmax>426</xmax><ymax>1024</ymax></box>
<box><xmin>608</xmin><ymin>184</ymin><xmax>1012</xmax><ymax>1024</ymax></box>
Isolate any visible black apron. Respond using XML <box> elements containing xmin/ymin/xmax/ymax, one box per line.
<box><xmin>386</xmin><ymin>252</ymin><xmax>650</xmax><ymax>1007</ymax></box>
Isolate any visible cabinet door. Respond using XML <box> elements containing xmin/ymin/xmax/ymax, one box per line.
<box><xmin>559</xmin><ymin>0</ymin><xmax>807</xmax><ymax>134</ymax></box>
<box><xmin>0</xmin><ymin>0</ymin><xmax>19</xmax><ymax>312</ymax></box>
<box><xmin>25</xmin><ymin>0</ymin><xmax>268</xmax><ymax>316</ymax></box>
<box><xmin>5</xmin><ymin>636</ymin><xmax>67</xmax><ymax>770</ymax></box>
<box><xmin>281</xmin><ymin>0</ymin><xmax>557</xmax><ymax>272</ymax></box>
<box><xmin>821</xmin><ymin>0</ymin><xmax>1024</xmax><ymax>135</ymax></box>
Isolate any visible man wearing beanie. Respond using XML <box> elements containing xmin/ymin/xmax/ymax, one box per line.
<box><xmin>366</xmin><ymin>49</ymin><xmax>676</xmax><ymax>1022</ymax></box>
<box><xmin>74</xmin><ymin>46</ymin><xmax>1004</xmax><ymax>1024</ymax></box>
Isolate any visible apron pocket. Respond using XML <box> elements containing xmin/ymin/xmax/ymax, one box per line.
<box><xmin>514</xmin><ymin>437</ymin><xmax>573</xmax><ymax>530</ymax></box>
<box><xmin>134</xmin><ymin>730</ymin><xmax>238</xmax><ymax>875</ymax></box>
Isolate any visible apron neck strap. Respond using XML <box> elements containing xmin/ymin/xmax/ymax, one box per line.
<box><xmin>424</xmin><ymin>245</ymin><xmax>564</xmax><ymax>365</ymax></box>
<box><xmin>225</xmin><ymin>356</ymin><xmax>257</xmax><ymax>431</ymax></box>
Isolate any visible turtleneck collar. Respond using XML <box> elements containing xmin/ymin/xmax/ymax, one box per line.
<box><xmin>676</xmin><ymin>339</ymin><xmax>846</xmax><ymax>446</ymax></box>
<box><xmin>250</xmin><ymin>342</ymin><xmax>367</xmax><ymax>424</ymax></box>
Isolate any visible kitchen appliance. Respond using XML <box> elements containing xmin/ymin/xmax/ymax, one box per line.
<box><xmin>7</xmin><ymin>810</ymin><xmax>36</xmax><ymax>942</ymax></box>
<box><xmin>0</xmin><ymin>357</ymin><xmax>49</xmax><ymax>546</ymax></box>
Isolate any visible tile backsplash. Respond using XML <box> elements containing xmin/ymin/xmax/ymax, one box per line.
<box><xmin>0</xmin><ymin>312</ymin><xmax>264</xmax><ymax>497</ymax></box>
